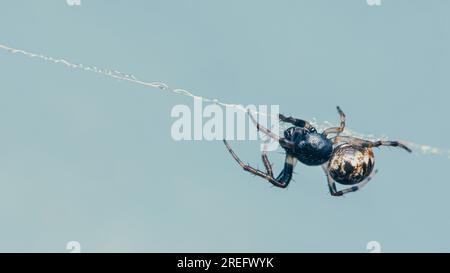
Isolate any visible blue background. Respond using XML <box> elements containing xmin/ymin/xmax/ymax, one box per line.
<box><xmin>0</xmin><ymin>0</ymin><xmax>449</xmax><ymax>252</ymax></box>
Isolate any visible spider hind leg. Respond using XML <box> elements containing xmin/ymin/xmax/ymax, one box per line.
<box><xmin>322</xmin><ymin>164</ymin><xmax>378</xmax><ymax>196</ymax></box>
<box><xmin>333</xmin><ymin>136</ymin><xmax>412</xmax><ymax>153</ymax></box>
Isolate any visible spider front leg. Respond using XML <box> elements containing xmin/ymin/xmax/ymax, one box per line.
<box><xmin>247</xmin><ymin>110</ymin><xmax>280</xmax><ymax>141</ymax></box>
<box><xmin>322</xmin><ymin>165</ymin><xmax>378</xmax><ymax>196</ymax></box>
<box><xmin>278</xmin><ymin>113</ymin><xmax>316</xmax><ymax>132</ymax></box>
<box><xmin>247</xmin><ymin>110</ymin><xmax>296</xmax><ymax>151</ymax></box>
<box><xmin>223</xmin><ymin>140</ymin><xmax>296</xmax><ymax>188</ymax></box>
<box><xmin>323</xmin><ymin>106</ymin><xmax>346</xmax><ymax>137</ymax></box>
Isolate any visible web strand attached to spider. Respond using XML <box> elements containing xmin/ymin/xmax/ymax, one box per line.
<box><xmin>1</xmin><ymin>42</ymin><xmax>448</xmax><ymax>159</ymax></box>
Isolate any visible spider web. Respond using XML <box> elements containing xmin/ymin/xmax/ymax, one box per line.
<box><xmin>0</xmin><ymin>42</ymin><xmax>448</xmax><ymax>159</ymax></box>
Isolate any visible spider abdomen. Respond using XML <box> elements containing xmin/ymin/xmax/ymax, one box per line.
<box><xmin>328</xmin><ymin>144</ymin><xmax>375</xmax><ymax>185</ymax></box>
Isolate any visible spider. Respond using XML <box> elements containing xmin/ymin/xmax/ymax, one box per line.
<box><xmin>223</xmin><ymin>107</ymin><xmax>412</xmax><ymax>196</ymax></box>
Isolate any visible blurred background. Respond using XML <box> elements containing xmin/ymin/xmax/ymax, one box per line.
<box><xmin>0</xmin><ymin>0</ymin><xmax>449</xmax><ymax>252</ymax></box>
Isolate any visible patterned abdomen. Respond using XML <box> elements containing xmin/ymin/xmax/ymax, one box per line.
<box><xmin>328</xmin><ymin>144</ymin><xmax>375</xmax><ymax>185</ymax></box>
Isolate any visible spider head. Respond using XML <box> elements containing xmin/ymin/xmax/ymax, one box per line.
<box><xmin>283</xmin><ymin>126</ymin><xmax>316</xmax><ymax>139</ymax></box>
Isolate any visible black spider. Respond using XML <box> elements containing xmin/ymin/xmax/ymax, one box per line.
<box><xmin>223</xmin><ymin>107</ymin><xmax>412</xmax><ymax>196</ymax></box>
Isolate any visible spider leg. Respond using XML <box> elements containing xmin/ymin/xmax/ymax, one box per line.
<box><xmin>323</xmin><ymin>106</ymin><xmax>346</xmax><ymax>137</ymax></box>
<box><xmin>321</xmin><ymin>164</ymin><xmax>337</xmax><ymax>194</ymax></box>
<box><xmin>279</xmin><ymin>113</ymin><xmax>316</xmax><ymax>131</ymax></box>
<box><xmin>334</xmin><ymin>170</ymin><xmax>377</xmax><ymax>196</ymax></box>
<box><xmin>322</xmin><ymin>165</ymin><xmax>378</xmax><ymax>196</ymax></box>
<box><xmin>247</xmin><ymin>110</ymin><xmax>296</xmax><ymax>150</ymax></box>
<box><xmin>247</xmin><ymin>110</ymin><xmax>280</xmax><ymax>141</ymax></box>
<box><xmin>333</xmin><ymin>136</ymin><xmax>412</xmax><ymax>153</ymax></box>
<box><xmin>261</xmin><ymin>151</ymin><xmax>274</xmax><ymax>177</ymax></box>
<box><xmin>223</xmin><ymin>140</ymin><xmax>296</xmax><ymax>188</ymax></box>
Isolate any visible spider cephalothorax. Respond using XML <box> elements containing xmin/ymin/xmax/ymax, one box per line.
<box><xmin>283</xmin><ymin>126</ymin><xmax>333</xmax><ymax>166</ymax></box>
<box><xmin>223</xmin><ymin>107</ymin><xmax>411</xmax><ymax>196</ymax></box>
